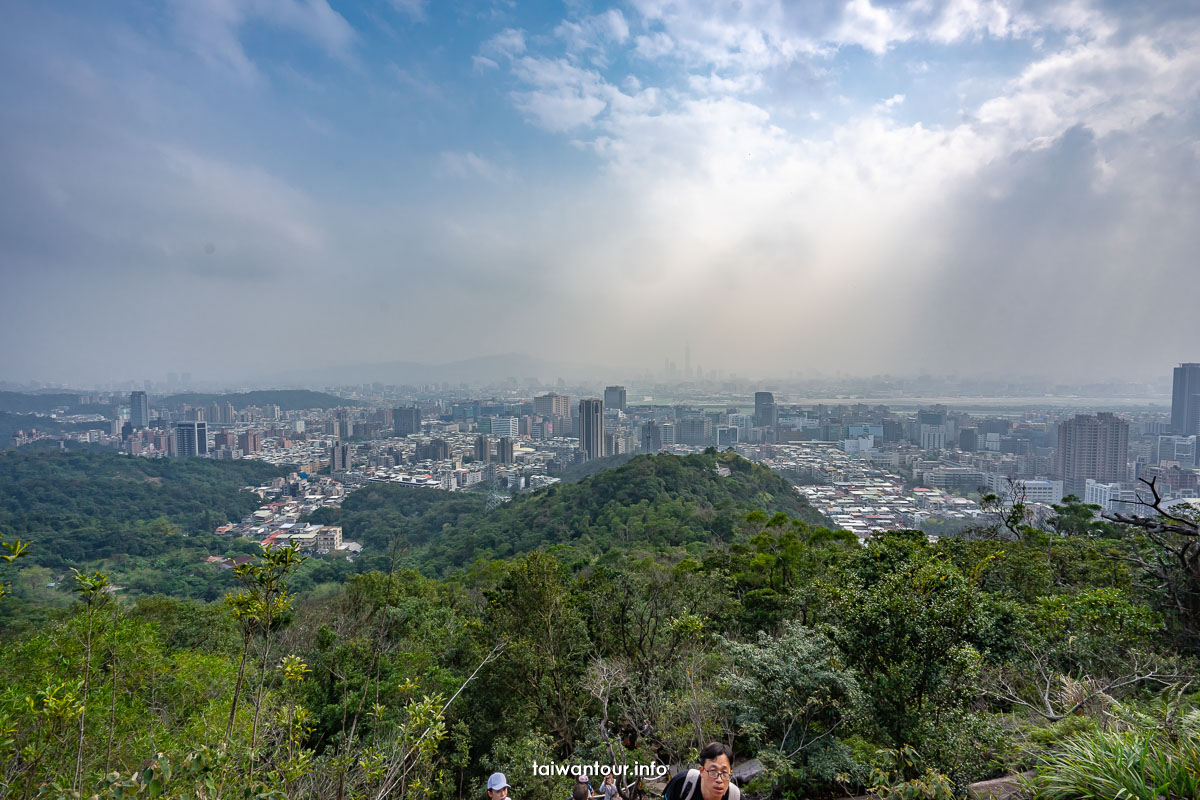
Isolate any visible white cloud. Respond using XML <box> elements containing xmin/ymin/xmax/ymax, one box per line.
<box><xmin>440</xmin><ymin>151</ymin><xmax>515</xmax><ymax>182</ymax></box>
<box><xmin>832</xmin><ymin>0</ymin><xmax>911</xmax><ymax>54</ymax></box>
<box><xmin>390</xmin><ymin>0</ymin><xmax>427</xmax><ymax>21</ymax></box>
<box><xmin>556</xmin><ymin>9</ymin><xmax>630</xmax><ymax>67</ymax></box>
<box><xmin>480</xmin><ymin>27</ymin><xmax>527</xmax><ymax>61</ymax></box>
<box><xmin>170</xmin><ymin>0</ymin><xmax>357</xmax><ymax>83</ymax></box>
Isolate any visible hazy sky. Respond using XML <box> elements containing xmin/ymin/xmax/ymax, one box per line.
<box><xmin>1</xmin><ymin>0</ymin><xmax>1197</xmax><ymax>386</ymax></box>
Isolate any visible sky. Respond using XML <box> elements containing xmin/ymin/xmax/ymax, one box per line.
<box><xmin>1</xmin><ymin>0</ymin><xmax>1198</xmax><ymax>387</ymax></box>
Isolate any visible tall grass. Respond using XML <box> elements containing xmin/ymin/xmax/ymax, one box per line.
<box><xmin>1031</xmin><ymin>727</ymin><xmax>1200</xmax><ymax>800</ymax></box>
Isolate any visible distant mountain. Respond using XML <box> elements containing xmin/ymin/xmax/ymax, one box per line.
<box><xmin>0</xmin><ymin>391</ymin><xmax>114</xmax><ymax>415</ymax></box>
<box><xmin>156</xmin><ymin>389</ymin><xmax>355</xmax><ymax>411</ymax></box>
<box><xmin>262</xmin><ymin>353</ymin><xmax>619</xmax><ymax>387</ymax></box>
<box><xmin>321</xmin><ymin>451</ymin><xmax>834</xmax><ymax>575</ymax></box>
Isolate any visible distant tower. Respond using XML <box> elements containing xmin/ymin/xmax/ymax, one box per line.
<box><xmin>754</xmin><ymin>391</ymin><xmax>777</xmax><ymax>435</ymax></box>
<box><xmin>1172</xmin><ymin>363</ymin><xmax>1200</xmax><ymax>435</ymax></box>
<box><xmin>640</xmin><ymin>420</ymin><xmax>662</xmax><ymax>452</ymax></box>
<box><xmin>173</xmin><ymin>421</ymin><xmax>208</xmax><ymax>458</ymax></box>
<box><xmin>604</xmin><ymin>385</ymin><xmax>627</xmax><ymax>411</ymax></box>
<box><xmin>498</xmin><ymin>436</ymin><xmax>515</xmax><ymax>465</ymax></box>
<box><xmin>1056</xmin><ymin>412</ymin><xmax>1129</xmax><ymax>497</ymax></box>
<box><xmin>393</xmin><ymin>407</ymin><xmax>422</xmax><ymax>437</ymax></box>
<box><xmin>330</xmin><ymin>441</ymin><xmax>350</xmax><ymax>472</ymax></box>
<box><xmin>130</xmin><ymin>391</ymin><xmax>149</xmax><ymax>429</ymax></box>
<box><xmin>684</xmin><ymin>343</ymin><xmax>691</xmax><ymax>378</ymax></box>
<box><xmin>578</xmin><ymin>398</ymin><xmax>604</xmax><ymax>461</ymax></box>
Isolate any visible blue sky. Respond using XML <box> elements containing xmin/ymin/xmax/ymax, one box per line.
<box><xmin>2</xmin><ymin>0</ymin><xmax>1198</xmax><ymax>385</ymax></box>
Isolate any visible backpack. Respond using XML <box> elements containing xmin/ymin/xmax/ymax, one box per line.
<box><xmin>678</xmin><ymin>768</ymin><xmax>740</xmax><ymax>800</ymax></box>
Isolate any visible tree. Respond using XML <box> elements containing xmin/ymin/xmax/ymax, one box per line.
<box><xmin>222</xmin><ymin>542</ymin><xmax>306</xmax><ymax>771</ymax></box>
<box><xmin>70</xmin><ymin>569</ymin><xmax>110</xmax><ymax>793</ymax></box>
<box><xmin>827</xmin><ymin>537</ymin><xmax>989</xmax><ymax>754</ymax></box>
<box><xmin>723</xmin><ymin>623</ymin><xmax>860</xmax><ymax>791</ymax></box>
<box><xmin>1105</xmin><ymin>477</ymin><xmax>1200</xmax><ymax>651</ymax></box>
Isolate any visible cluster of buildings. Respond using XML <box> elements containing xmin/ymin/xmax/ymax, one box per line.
<box><xmin>11</xmin><ymin>361</ymin><xmax>1200</xmax><ymax>543</ymax></box>
<box><xmin>211</xmin><ymin>472</ymin><xmax>361</xmax><ymax>558</ymax></box>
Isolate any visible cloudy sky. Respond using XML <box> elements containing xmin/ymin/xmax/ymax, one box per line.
<box><xmin>1</xmin><ymin>0</ymin><xmax>1197</xmax><ymax>386</ymax></box>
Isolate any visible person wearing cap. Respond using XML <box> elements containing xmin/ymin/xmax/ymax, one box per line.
<box><xmin>487</xmin><ymin>772</ymin><xmax>510</xmax><ymax>800</ymax></box>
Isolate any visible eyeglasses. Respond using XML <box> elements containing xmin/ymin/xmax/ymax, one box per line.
<box><xmin>703</xmin><ymin>768</ymin><xmax>732</xmax><ymax>782</ymax></box>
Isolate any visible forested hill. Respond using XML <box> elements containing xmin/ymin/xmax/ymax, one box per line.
<box><xmin>320</xmin><ymin>451</ymin><xmax>832</xmax><ymax>574</ymax></box>
<box><xmin>157</xmin><ymin>389</ymin><xmax>353</xmax><ymax>410</ymax></box>
<box><xmin>0</xmin><ymin>450</ymin><xmax>284</xmax><ymax>572</ymax></box>
<box><xmin>0</xmin><ymin>391</ymin><xmax>114</xmax><ymax>415</ymax></box>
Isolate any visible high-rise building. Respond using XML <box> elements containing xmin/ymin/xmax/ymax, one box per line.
<box><xmin>640</xmin><ymin>420</ymin><xmax>662</xmax><ymax>452</ymax></box>
<box><xmin>416</xmin><ymin>438</ymin><xmax>450</xmax><ymax>461</ymax></box>
<box><xmin>330</xmin><ymin>441</ymin><xmax>350</xmax><ymax>472</ymax></box>
<box><xmin>754</xmin><ymin>391</ymin><xmax>777</xmax><ymax>436</ymax></box>
<box><xmin>603</xmin><ymin>386</ymin><xmax>627</xmax><ymax>411</ymax></box>
<box><xmin>534</xmin><ymin>393</ymin><xmax>571</xmax><ymax>418</ymax></box>
<box><xmin>238</xmin><ymin>430</ymin><xmax>261</xmax><ymax>454</ymax></box>
<box><xmin>1171</xmin><ymin>363</ymin><xmax>1200</xmax><ymax>435</ymax></box>
<box><xmin>1156</xmin><ymin>435</ymin><xmax>1197</xmax><ymax>468</ymax></box>
<box><xmin>491</xmin><ymin>416</ymin><xmax>519</xmax><ymax>438</ymax></box>
<box><xmin>130</xmin><ymin>391</ymin><xmax>149</xmax><ymax>429</ymax></box>
<box><xmin>213</xmin><ymin>430</ymin><xmax>237</xmax><ymax>451</ymax></box>
<box><xmin>1055</xmin><ymin>412</ymin><xmax>1129</xmax><ymax>497</ymax></box>
<box><xmin>474</xmin><ymin>435</ymin><xmax>490</xmax><ymax>462</ymax></box>
<box><xmin>678</xmin><ymin>415</ymin><xmax>713</xmax><ymax>446</ymax></box>
<box><xmin>578</xmin><ymin>398</ymin><xmax>604</xmax><ymax>461</ymax></box>
<box><xmin>173</xmin><ymin>421</ymin><xmax>208</xmax><ymax>458</ymax></box>
<box><xmin>393</xmin><ymin>407</ymin><xmax>422</xmax><ymax>437</ymax></box>
<box><xmin>920</xmin><ymin>425</ymin><xmax>946</xmax><ymax>451</ymax></box>
<box><xmin>660</xmin><ymin>422</ymin><xmax>676</xmax><ymax>446</ymax></box>
<box><xmin>498</xmin><ymin>436</ymin><xmax>515</xmax><ymax>465</ymax></box>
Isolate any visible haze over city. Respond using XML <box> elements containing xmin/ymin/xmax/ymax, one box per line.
<box><xmin>2</xmin><ymin>0</ymin><xmax>1198</xmax><ymax>386</ymax></box>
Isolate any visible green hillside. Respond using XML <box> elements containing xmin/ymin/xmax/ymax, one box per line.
<box><xmin>157</xmin><ymin>389</ymin><xmax>354</xmax><ymax>410</ymax></box>
<box><xmin>0</xmin><ymin>450</ymin><xmax>285</xmax><ymax>602</ymax></box>
<box><xmin>321</xmin><ymin>451</ymin><xmax>832</xmax><ymax>574</ymax></box>
<box><xmin>0</xmin><ymin>391</ymin><xmax>114</xmax><ymax>415</ymax></box>
<box><xmin>0</xmin><ymin>412</ymin><xmax>105</xmax><ymax>447</ymax></box>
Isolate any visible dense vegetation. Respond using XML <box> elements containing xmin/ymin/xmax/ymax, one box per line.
<box><xmin>315</xmin><ymin>452</ymin><xmax>830</xmax><ymax>576</ymax></box>
<box><xmin>0</xmin><ymin>451</ymin><xmax>284</xmax><ymax>611</ymax></box>
<box><xmin>1</xmin><ymin>451</ymin><xmax>1198</xmax><ymax>800</ymax></box>
<box><xmin>559</xmin><ymin>452</ymin><xmax>638</xmax><ymax>481</ymax></box>
<box><xmin>157</xmin><ymin>390</ymin><xmax>354</xmax><ymax>410</ymax></box>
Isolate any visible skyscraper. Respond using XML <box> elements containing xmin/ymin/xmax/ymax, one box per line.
<box><xmin>603</xmin><ymin>385</ymin><xmax>627</xmax><ymax>411</ymax></box>
<box><xmin>534</xmin><ymin>393</ymin><xmax>571</xmax><ymax>418</ymax></box>
<box><xmin>578</xmin><ymin>398</ymin><xmax>604</xmax><ymax>461</ymax></box>
<box><xmin>1055</xmin><ymin>412</ymin><xmax>1129</xmax><ymax>497</ymax></box>
<box><xmin>173</xmin><ymin>421</ymin><xmax>208</xmax><ymax>458</ymax></box>
<box><xmin>640</xmin><ymin>420</ymin><xmax>662</xmax><ymax>452</ymax></box>
<box><xmin>238</xmin><ymin>430</ymin><xmax>261</xmax><ymax>454</ymax></box>
<box><xmin>330</xmin><ymin>441</ymin><xmax>350</xmax><ymax>472</ymax></box>
<box><xmin>130</xmin><ymin>391</ymin><xmax>149</xmax><ymax>429</ymax></box>
<box><xmin>754</xmin><ymin>391</ymin><xmax>777</xmax><ymax>437</ymax></box>
<box><xmin>393</xmin><ymin>407</ymin><xmax>422</xmax><ymax>437</ymax></box>
<box><xmin>498</xmin><ymin>436</ymin><xmax>515</xmax><ymax>465</ymax></box>
<box><xmin>1171</xmin><ymin>363</ymin><xmax>1200</xmax><ymax>435</ymax></box>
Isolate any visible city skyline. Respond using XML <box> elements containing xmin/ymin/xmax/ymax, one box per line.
<box><xmin>2</xmin><ymin>1</ymin><xmax>1199</xmax><ymax>385</ymax></box>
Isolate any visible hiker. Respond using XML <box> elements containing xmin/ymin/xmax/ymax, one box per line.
<box><xmin>662</xmin><ymin>743</ymin><xmax>739</xmax><ymax>800</ymax></box>
<box><xmin>598</xmin><ymin>773</ymin><xmax>619</xmax><ymax>800</ymax></box>
<box><xmin>487</xmin><ymin>772</ymin><xmax>511</xmax><ymax>800</ymax></box>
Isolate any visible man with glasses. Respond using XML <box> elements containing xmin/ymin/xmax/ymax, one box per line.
<box><xmin>662</xmin><ymin>742</ymin><xmax>739</xmax><ymax>800</ymax></box>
